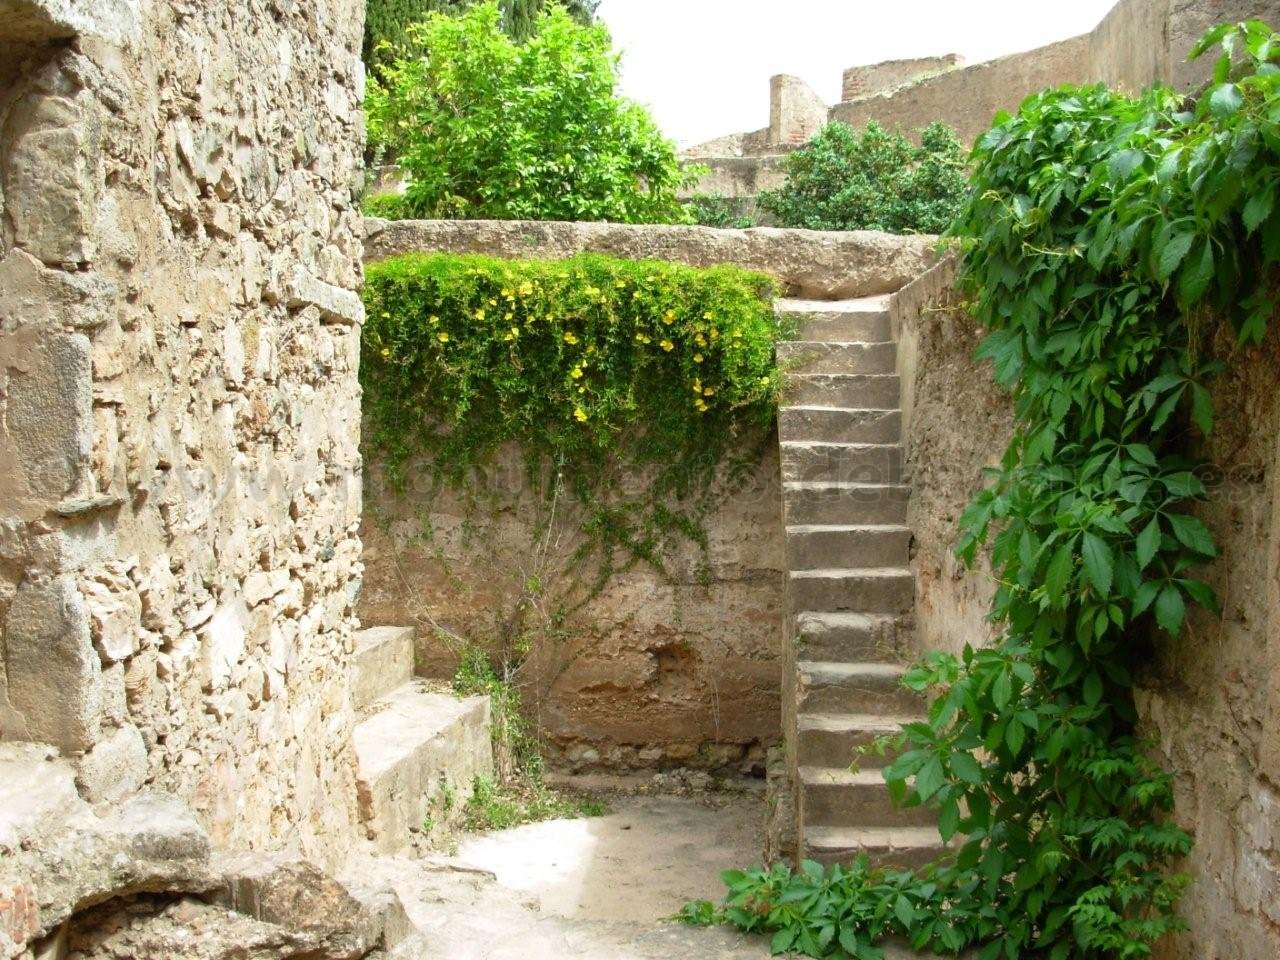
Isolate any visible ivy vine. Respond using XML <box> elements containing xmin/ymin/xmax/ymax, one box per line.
<box><xmin>685</xmin><ymin>21</ymin><xmax>1279</xmax><ymax>960</ymax></box>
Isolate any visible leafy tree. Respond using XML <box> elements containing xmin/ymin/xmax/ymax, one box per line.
<box><xmin>365</xmin><ymin>2</ymin><xmax>692</xmax><ymax>223</ymax></box>
<box><xmin>758</xmin><ymin>120</ymin><xmax>967</xmax><ymax>234</ymax></box>
<box><xmin>363</xmin><ymin>0</ymin><xmax>597</xmax><ymax>70</ymax></box>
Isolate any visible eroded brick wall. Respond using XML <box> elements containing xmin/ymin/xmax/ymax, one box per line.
<box><xmin>0</xmin><ymin>0</ymin><xmax>365</xmax><ymax>868</ymax></box>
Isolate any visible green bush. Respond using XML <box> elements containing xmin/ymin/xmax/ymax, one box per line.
<box><xmin>363</xmin><ymin>0</ymin><xmax>597</xmax><ymax>71</ymax></box>
<box><xmin>758</xmin><ymin>120</ymin><xmax>967</xmax><ymax>233</ymax></box>
<box><xmin>365</xmin><ymin>2</ymin><xmax>692</xmax><ymax>223</ymax></box>
<box><xmin>362</xmin><ymin>251</ymin><xmax>786</xmax><ymax>571</ymax></box>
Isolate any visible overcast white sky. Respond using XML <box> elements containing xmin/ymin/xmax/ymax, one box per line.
<box><xmin>596</xmin><ymin>0</ymin><xmax>1122</xmax><ymax>147</ymax></box>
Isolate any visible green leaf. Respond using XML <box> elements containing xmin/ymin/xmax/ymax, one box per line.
<box><xmin>1167</xmin><ymin>513</ymin><xmax>1217</xmax><ymax>557</ymax></box>
<box><xmin>1208</xmin><ymin>83</ymin><xmax>1244</xmax><ymax>118</ymax></box>
<box><xmin>1178</xmin><ymin>240</ymin><xmax>1215</xmax><ymax>304</ymax></box>
<box><xmin>1136</xmin><ymin>516</ymin><xmax>1162</xmax><ymax>571</ymax></box>
<box><xmin>1082</xmin><ymin>532</ymin><xmax>1114</xmax><ymax>597</ymax></box>
<box><xmin>1045</xmin><ymin>542</ymin><xmax>1075</xmax><ymax>598</ymax></box>
<box><xmin>951</xmin><ymin>751</ymin><xmax>984</xmax><ymax>784</ymax></box>
<box><xmin>1157</xmin><ymin>231</ymin><xmax>1195</xmax><ymax>280</ymax></box>
<box><xmin>915</xmin><ymin>756</ymin><xmax>946</xmax><ymax>802</ymax></box>
<box><xmin>1243</xmin><ymin>185</ymin><xmax>1275</xmax><ymax>234</ymax></box>
<box><xmin>938</xmin><ymin>798</ymin><xmax>961</xmax><ymax>842</ymax></box>
<box><xmin>1156</xmin><ymin>583</ymin><xmax>1187</xmax><ymax>635</ymax></box>
<box><xmin>1191</xmin><ymin>383</ymin><xmax>1214</xmax><ymax>435</ymax></box>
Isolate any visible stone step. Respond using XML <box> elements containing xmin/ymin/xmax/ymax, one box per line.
<box><xmin>353</xmin><ymin>626</ymin><xmax>416</xmax><ymax>709</ymax></box>
<box><xmin>797</xmin><ymin>661</ymin><xmax>924</xmax><ymax>714</ymax></box>
<box><xmin>777</xmin><ymin>340</ymin><xmax>897</xmax><ymax>375</ymax></box>
<box><xmin>783</xmin><ymin>482</ymin><xmax>909</xmax><ymax>526</ymax></box>
<box><xmin>788</xmin><ymin>567</ymin><xmax>914</xmax><ymax>614</ymax></box>
<box><xmin>778</xmin><ymin>407</ymin><xmax>902</xmax><ymax>444</ymax></box>
<box><xmin>354</xmin><ymin>685</ymin><xmax>493</xmax><ymax>854</ymax></box>
<box><xmin>780</xmin><ymin>443</ymin><xmax>902</xmax><ymax>484</ymax></box>
<box><xmin>784</xmin><ymin>374</ymin><xmax>901</xmax><ymax>409</ymax></box>
<box><xmin>794</xmin><ymin>611</ymin><xmax>912</xmax><ymax>662</ymax></box>
<box><xmin>796</xmin><ymin>713</ymin><xmax>918</xmax><ymax>768</ymax></box>
<box><xmin>776</xmin><ymin>299</ymin><xmax>892</xmax><ymax>343</ymax></box>
<box><xmin>803</xmin><ymin>825</ymin><xmax>948</xmax><ymax>870</ymax></box>
<box><xmin>799</xmin><ymin>766</ymin><xmax>937</xmax><ymax>828</ymax></box>
<box><xmin>786</xmin><ymin>524</ymin><xmax>911</xmax><ymax>570</ymax></box>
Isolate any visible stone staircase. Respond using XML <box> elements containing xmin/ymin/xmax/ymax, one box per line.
<box><xmin>351</xmin><ymin>626</ymin><xmax>493</xmax><ymax>854</ymax></box>
<box><xmin>776</xmin><ymin>297</ymin><xmax>945</xmax><ymax>869</ymax></box>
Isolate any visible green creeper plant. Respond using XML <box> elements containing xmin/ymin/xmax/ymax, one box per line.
<box><xmin>758</xmin><ymin>120</ymin><xmax>968</xmax><ymax>234</ymax></box>
<box><xmin>686</xmin><ymin>21</ymin><xmax>1280</xmax><ymax>960</ymax></box>
<box><xmin>365</xmin><ymin>2</ymin><xmax>694</xmax><ymax>223</ymax></box>
<box><xmin>361</xmin><ymin>251</ymin><xmax>786</xmax><ymax>580</ymax></box>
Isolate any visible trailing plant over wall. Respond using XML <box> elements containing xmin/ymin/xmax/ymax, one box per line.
<box><xmin>686</xmin><ymin>21</ymin><xmax>1280</xmax><ymax>960</ymax></box>
<box><xmin>758</xmin><ymin>120</ymin><xmax>968</xmax><ymax>234</ymax></box>
<box><xmin>361</xmin><ymin>251</ymin><xmax>785</xmax><ymax>581</ymax></box>
<box><xmin>365</xmin><ymin>2</ymin><xmax>694</xmax><ymax>223</ymax></box>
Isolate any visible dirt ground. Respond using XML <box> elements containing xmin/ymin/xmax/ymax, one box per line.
<box><xmin>348</xmin><ymin>792</ymin><xmax>931</xmax><ymax>959</ymax></box>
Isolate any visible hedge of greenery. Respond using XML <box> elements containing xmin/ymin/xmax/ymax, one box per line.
<box><xmin>362</xmin><ymin>252</ymin><xmax>787</xmax><ymax>574</ymax></box>
<box><xmin>758</xmin><ymin>120</ymin><xmax>968</xmax><ymax>234</ymax></box>
<box><xmin>685</xmin><ymin>21</ymin><xmax>1280</xmax><ymax>960</ymax></box>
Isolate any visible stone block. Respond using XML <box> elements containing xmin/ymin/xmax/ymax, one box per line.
<box><xmin>0</xmin><ymin>329</ymin><xmax>93</xmax><ymax>516</ymax></box>
<box><xmin>0</xmin><ymin>0</ymin><xmax>140</xmax><ymax>44</ymax></box>
<box><xmin>352</xmin><ymin>626</ymin><xmax>414</xmax><ymax>709</ymax></box>
<box><xmin>4</xmin><ymin>577</ymin><xmax>102</xmax><ymax>753</ymax></box>
<box><xmin>75</xmin><ymin>723</ymin><xmax>147</xmax><ymax>804</ymax></box>
<box><xmin>3</xmin><ymin>92</ymin><xmax>97</xmax><ymax>266</ymax></box>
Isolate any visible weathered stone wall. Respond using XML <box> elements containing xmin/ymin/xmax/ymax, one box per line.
<box><xmin>840</xmin><ymin>55</ymin><xmax>964</xmax><ymax>102</ymax></box>
<box><xmin>831</xmin><ymin>35</ymin><xmax>1093</xmax><ymax>147</ymax></box>
<box><xmin>894</xmin><ymin>267</ymin><xmax>1280</xmax><ymax>960</ymax></box>
<box><xmin>360</xmin><ymin>219</ymin><xmax>937</xmax><ymax>774</ymax></box>
<box><xmin>1090</xmin><ymin>0</ymin><xmax>1280</xmax><ymax>93</ymax></box>
<box><xmin>769</xmin><ymin>75</ymin><xmax>828</xmax><ymax>148</ymax></box>
<box><xmin>0</xmin><ymin>0</ymin><xmax>366</xmax><ymax>869</ymax></box>
<box><xmin>890</xmin><ymin>259</ymin><xmax>1011</xmax><ymax>662</ymax></box>
<box><xmin>360</xmin><ymin>442</ymin><xmax>784</xmax><ymax>775</ymax></box>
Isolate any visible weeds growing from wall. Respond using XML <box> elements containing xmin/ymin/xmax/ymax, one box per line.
<box><xmin>686</xmin><ymin>21</ymin><xmax>1280</xmax><ymax>960</ymax></box>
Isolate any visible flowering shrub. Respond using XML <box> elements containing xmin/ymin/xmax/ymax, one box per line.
<box><xmin>361</xmin><ymin>252</ymin><xmax>786</xmax><ymax>571</ymax></box>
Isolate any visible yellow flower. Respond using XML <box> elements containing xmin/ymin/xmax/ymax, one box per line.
<box><xmin>695</xmin><ymin>399</ymin><xmax>709</xmax><ymax>412</ymax></box>
<box><xmin>510</xmin><ymin>326</ymin><xmax>520</xmax><ymax>337</ymax></box>
<box><xmin>473</xmin><ymin>308</ymin><xmax>486</xmax><ymax>321</ymax></box>
<box><xmin>380</xmin><ymin>348</ymin><xmax>391</xmax><ymax>358</ymax></box>
<box><xmin>487</xmin><ymin>298</ymin><xmax>497</xmax><ymax>306</ymax></box>
<box><xmin>614</xmin><ymin>280</ymin><xmax>626</xmax><ymax>288</ymax></box>
<box><xmin>710</xmin><ymin>328</ymin><xmax>720</xmax><ymax>340</ymax></box>
<box><xmin>437</xmin><ymin>332</ymin><xmax>450</xmax><ymax>343</ymax></box>
<box><xmin>500</xmin><ymin>288</ymin><xmax>513</xmax><ymax>298</ymax></box>
<box><xmin>634</xmin><ymin>333</ymin><xmax>651</xmax><ymax>344</ymax></box>
<box><xmin>518</xmin><ymin>281</ymin><xmax>534</xmax><ymax>296</ymax></box>
<box><xmin>693</xmin><ymin>353</ymin><xmax>704</xmax><ymax>363</ymax></box>
<box><xmin>703</xmin><ymin>387</ymin><xmax>715</xmax><ymax>397</ymax></box>
<box><xmin>574</xmin><ymin>407</ymin><xmax>588</xmax><ymax>422</ymax></box>
<box><xmin>584</xmin><ymin>286</ymin><xmax>600</xmax><ymax>297</ymax></box>
<box><xmin>380</xmin><ymin>312</ymin><xmax>391</xmax><ymax>319</ymax></box>
<box><xmin>662</xmin><ymin>310</ymin><xmax>676</xmax><ymax>325</ymax></box>
<box><xmin>691</xmin><ymin>379</ymin><xmax>702</xmax><ymax>395</ymax></box>
<box><xmin>570</xmin><ymin>366</ymin><xmax>583</xmax><ymax>379</ymax></box>
<box><xmin>429</xmin><ymin>315</ymin><xmax>440</xmax><ymax>326</ymax></box>
<box><xmin>694</xmin><ymin>334</ymin><xmax>707</xmax><ymax>347</ymax></box>
<box><xmin>703</xmin><ymin>312</ymin><xmax>713</xmax><ymax>320</ymax></box>
<box><xmin>660</xmin><ymin>339</ymin><xmax>674</xmax><ymax>352</ymax></box>
<box><xmin>505</xmin><ymin>312</ymin><xmax>514</xmax><ymax>320</ymax></box>
<box><xmin>564</xmin><ymin>332</ymin><xmax>579</xmax><ymax>345</ymax></box>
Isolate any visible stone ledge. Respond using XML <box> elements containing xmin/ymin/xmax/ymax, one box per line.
<box><xmin>0</xmin><ymin>0</ymin><xmax>140</xmax><ymax>46</ymax></box>
<box><xmin>364</xmin><ymin>218</ymin><xmax>941</xmax><ymax>300</ymax></box>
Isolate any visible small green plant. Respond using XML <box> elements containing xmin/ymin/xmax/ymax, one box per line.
<box><xmin>365</xmin><ymin>2</ymin><xmax>694</xmax><ymax>223</ymax></box>
<box><xmin>758</xmin><ymin>120</ymin><xmax>967</xmax><ymax>234</ymax></box>
<box><xmin>685</xmin><ymin>194</ymin><xmax>755</xmax><ymax>229</ymax></box>
<box><xmin>463</xmin><ymin>774</ymin><xmax>605</xmax><ymax>832</ymax></box>
<box><xmin>453</xmin><ymin>646</ymin><xmax>606</xmax><ymax>831</ymax></box>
